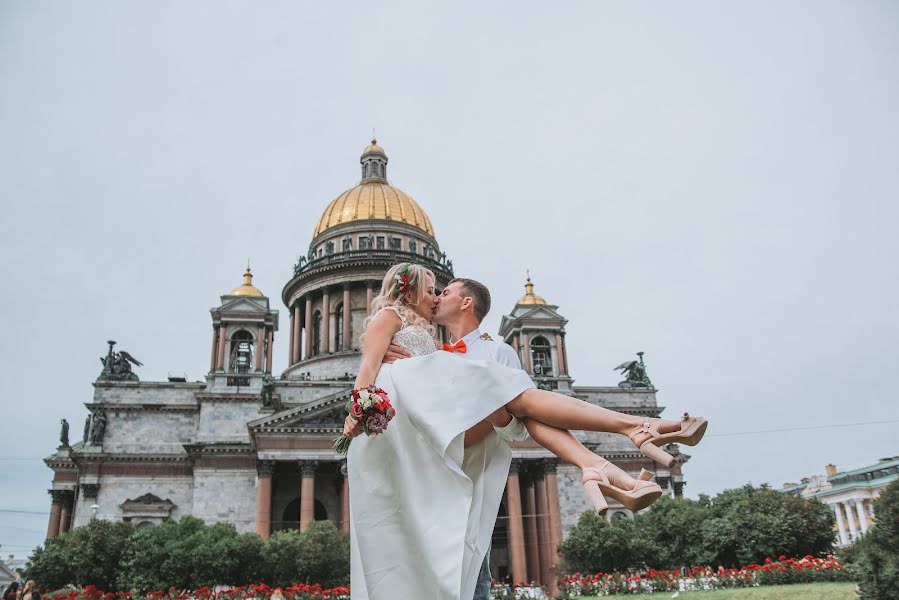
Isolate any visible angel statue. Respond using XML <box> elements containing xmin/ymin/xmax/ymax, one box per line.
<box><xmin>98</xmin><ymin>340</ymin><xmax>143</xmax><ymax>382</ymax></box>
<box><xmin>615</xmin><ymin>351</ymin><xmax>653</xmax><ymax>389</ymax></box>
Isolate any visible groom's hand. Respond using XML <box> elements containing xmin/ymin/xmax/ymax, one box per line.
<box><xmin>382</xmin><ymin>344</ymin><xmax>413</xmax><ymax>364</ymax></box>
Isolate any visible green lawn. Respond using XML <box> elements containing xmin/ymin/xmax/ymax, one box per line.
<box><xmin>581</xmin><ymin>582</ymin><xmax>857</xmax><ymax>600</ymax></box>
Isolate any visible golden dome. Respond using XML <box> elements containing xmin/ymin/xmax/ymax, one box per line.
<box><xmin>229</xmin><ymin>267</ymin><xmax>264</xmax><ymax>297</ymax></box>
<box><xmin>517</xmin><ymin>274</ymin><xmax>547</xmax><ymax>305</ymax></box>
<box><xmin>362</xmin><ymin>138</ymin><xmax>385</xmax><ymax>155</ymax></box>
<box><xmin>313</xmin><ymin>181</ymin><xmax>435</xmax><ymax>237</ymax></box>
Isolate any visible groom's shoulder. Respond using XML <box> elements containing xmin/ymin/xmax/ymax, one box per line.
<box><xmin>479</xmin><ymin>335</ymin><xmax>521</xmax><ymax>369</ymax></box>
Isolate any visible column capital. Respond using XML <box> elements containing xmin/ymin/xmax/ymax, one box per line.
<box><xmin>299</xmin><ymin>460</ymin><xmax>319</xmax><ymax>476</ymax></box>
<box><xmin>48</xmin><ymin>489</ymin><xmax>74</xmax><ymax>506</ymax></box>
<box><xmin>256</xmin><ymin>460</ymin><xmax>276</xmax><ymax>477</ymax></box>
<box><xmin>80</xmin><ymin>483</ymin><xmax>100</xmax><ymax>499</ymax></box>
<box><xmin>542</xmin><ymin>457</ymin><xmax>560</xmax><ymax>472</ymax></box>
<box><xmin>510</xmin><ymin>458</ymin><xmax>524</xmax><ymax>475</ymax></box>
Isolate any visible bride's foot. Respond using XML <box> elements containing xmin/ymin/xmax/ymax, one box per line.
<box><xmin>581</xmin><ymin>460</ymin><xmax>662</xmax><ymax>514</ymax></box>
<box><xmin>627</xmin><ymin>413</ymin><xmax>709</xmax><ymax>467</ymax></box>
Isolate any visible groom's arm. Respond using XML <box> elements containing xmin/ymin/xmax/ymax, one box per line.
<box><xmin>492</xmin><ymin>344</ymin><xmax>529</xmax><ymax>443</ymax></box>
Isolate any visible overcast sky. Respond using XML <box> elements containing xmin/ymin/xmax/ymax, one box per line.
<box><xmin>1</xmin><ymin>1</ymin><xmax>897</xmax><ymax>557</ymax></box>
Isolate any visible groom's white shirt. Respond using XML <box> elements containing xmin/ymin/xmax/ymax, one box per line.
<box><xmin>450</xmin><ymin>327</ymin><xmax>529</xmax><ymax>442</ymax></box>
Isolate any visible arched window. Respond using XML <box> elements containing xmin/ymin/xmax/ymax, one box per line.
<box><xmin>312</xmin><ymin>311</ymin><xmax>322</xmax><ymax>356</ymax></box>
<box><xmin>531</xmin><ymin>336</ymin><xmax>552</xmax><ymax>376</ymax></box>
<box><xmin>335</xmin><ymin>303</ymin><xmax>344</xmax><ymax>351</ymax></box>
<box><xmin>229</xmin><ymin>330</ymin><xmax>254</xmax><ymax>374</ymax></box>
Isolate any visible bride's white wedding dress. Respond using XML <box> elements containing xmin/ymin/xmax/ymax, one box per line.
<box><xmin>348</xmin><ymin>309</ymin><xmax>534</xmax><ymax>600</ymax></box>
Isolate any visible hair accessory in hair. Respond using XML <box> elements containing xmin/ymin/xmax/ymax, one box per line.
<box><xmin>394</xmin><ymin>263</ymin><xmax>412</xmax><ymax>296</ymax></box>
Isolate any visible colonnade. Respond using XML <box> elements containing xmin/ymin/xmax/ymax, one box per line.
<box><xmin>832</xmin><ymin>498</ymin><xmax>871</xmax><ymax>546</ymax></box>
<box><xmin>45</xmin><ymin>489</ymin><xmax>74</xmax><ymax>539</ymax></box>
<box><xmin>287</xmin><ymin>282</ymin><xmax>378</xmax><ymax>365</ymax></box>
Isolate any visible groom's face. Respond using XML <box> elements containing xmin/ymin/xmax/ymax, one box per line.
<box><xmin>434</xmin><ymin>281</ymin><xmax>467</xmax><ymax>325</ymax></box>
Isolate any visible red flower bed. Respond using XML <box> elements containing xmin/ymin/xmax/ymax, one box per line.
<box><xmin>47</xmin><ymin>585</ymin><xmax>349</xmax><ymax>600</ymax></box>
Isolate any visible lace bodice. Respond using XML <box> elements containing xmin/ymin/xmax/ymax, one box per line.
<box><xmin>379</xmin><ymin>307</ymin><xmax>438</xmax><ymax>357</ymax></box>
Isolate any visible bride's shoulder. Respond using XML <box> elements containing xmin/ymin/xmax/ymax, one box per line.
<box><xmin>371</xmin><ymin>306</ymin><xmax>407</xmax><ymax>329</ymax></box>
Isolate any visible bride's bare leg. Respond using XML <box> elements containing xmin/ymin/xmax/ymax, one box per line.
<box><xmin>506</xmin><ymin>388</ymin><xmax>682</xmax><ymax>445</ymax></box>
<box><xmin>523</xmin><ymin>419</ymin><xmax>638</xmax><ymax>490</ymax></box>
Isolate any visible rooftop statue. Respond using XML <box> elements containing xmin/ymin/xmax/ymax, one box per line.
<box><xmin>59</xmin><ymin>419</ymin><xmax>70</xmax><ymax>448</ymax></box>
<box><xmin>98</xmin><ymin>340</ymin><xmax>142</xmax><ymax>382</ymax></box>
<box><xmin>615</xmin><ymin>351</ymin><xmax>654</xmax><ymax>389</ymax></box>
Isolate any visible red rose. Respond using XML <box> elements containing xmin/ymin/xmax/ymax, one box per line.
<box><xmin>350</xmin><ymin>401</ymin><xmax>364</xmax><ymax>418</ymax></box>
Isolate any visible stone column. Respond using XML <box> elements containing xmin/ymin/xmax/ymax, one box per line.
<box><xmin>46</xmin><ymin>490</ymin><xmax>64</xmax><ymax>540</ymax></box>
<box><xmin>522</xmin><ymin>475</ymin><xmax>540</xmax><ymax>584</ymax></box>
<box><xmin>544</xmin><ymin>458</ymin><xmax>563</xmax><ymax>597</ymax></box>
<box><xmin>561</xmin><ymin>334</ymin><xmax>570</xmax><ymax>377</ymax></box>
<box><xmin>288</xmin><ymin>311</ymin><xmax>295</xmax><ymax>365</ymax></box>
<box><xmin>340</xmin><ymin>461</ymin><xmax>350</xmax><ymax>533</ymax></box>
<box><xmin>855</xmin><ymin>499</ymin><xmax>869</xmax><ymax>534</ymax></box>
<box><xmin>255</xmin><ymin>461</ymin><xmax>274</xmax><ymax>538</ymax></box>
<box><xmin>512</xmin><ymin>335</ymin><xmax>520</xmax><ymax>356</ymax></box>
<box><xmin>293</xmin><ymin>303</ymin><xmax>302</xmax><ymax>364</ymax></box>
<box><xmin>58</xmin><ymin>491</ymin><xmax>74</xmax><ymax>534</ymax></box>
<box><xmin>534</xmin><ymin>466</ymin><xmax>552</xmax><ymax>589</ymax></box>
<box><xmin>366</xmin><ymin>283</ymin><xmax>374</xmax><ymax>314</ymax></box>
<box><xmin>506</xmin><ymin>459</ymin><xmax>528</xmax><ymax>585</ymax></box>
<box><xmin>216</xmin><ymin>325</ymin><xmax>227</xmax><ymax>370</ymax></box>
<box><xmin>256</xmin><ymin>325</ymin><xmax>265</xmax><ymax>371</ymax></box>
<box><xmin>833</xmin><ymin>503</ymin><xmax>849</xmax><ymax>546</ymax></box>
<box><xmin>321</xmin><ymin>289</ymin><xmax>331</xmax><ymax>354</ymax></box>
<box><xmin>554</xmin><ymin>333</ymin><xmax>566</xmax><ymax>375</ymax></box>
<box><xmin>305</xmin><ymin>295</ymin><xmax>314</xmax><ymax>359</ymax></box>
<box><xmin>844</xmin><ymin>501</ymin><xmax>858</xmax><ymax>541</ymax></box>
<box><xmin>300</xmin><ymin>461</ymin><xmax>317</xmax><ymax>531</ymax></box>
<box><xmin>521</xmin><ymin>332</ymin><xmax>532</xmax><ymax>374</ymax></box>
<box><xmin>210</xmin><ymin>326</ymin><xmax>219</xmax><ymax>372</ymax></box>
<box><xmin>343</xmin><ymin>286</ymin><xmax>352</xmax><ymax>351</ymax></box>
<box><xmin>265</xmin><ymin>329</ymin><xmax>273</xmax><ymax>374</ymax></box>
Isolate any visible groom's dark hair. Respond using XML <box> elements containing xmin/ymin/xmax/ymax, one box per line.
<box><xmin>447</xmin><ymin>278</ymin><xmax>491</xmax><ymax>323</ymax></box>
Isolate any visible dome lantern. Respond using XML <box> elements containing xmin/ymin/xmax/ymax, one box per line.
<box><xmin>360</xmin><ymin>138</ymin><xmax>388</xmax><ymax>183</ymax></box>
<box><xmin>229</xmin><ymin>266</ymin><xmax>264</xmax><ymax>297</ymax></box>
<box><xmin>517</xmin><ymin>272</ymin><xmax>547</xmax><ymax>306</ymax></box>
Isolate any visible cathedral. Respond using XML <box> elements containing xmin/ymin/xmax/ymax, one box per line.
<box><xmin>45</xmin><ymin>141</ymin><xmax>689</xmax><ymax>586</ymax></box>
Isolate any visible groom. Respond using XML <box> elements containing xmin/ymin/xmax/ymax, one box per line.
<box><xmin>384</xmin><ymin>276</ymin><xmax>527</xmax><ymax>600</ymax></box>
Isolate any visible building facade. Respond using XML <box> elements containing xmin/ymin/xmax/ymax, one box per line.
<box><xmin>44</xmin><ymin>141</ymin><xmax>690</xmax><ymax>587</ymax></box>
<box><xmin>781</xmin><ymin>457</ymin><xmax>899</xmax><ymax>547</ymax></box>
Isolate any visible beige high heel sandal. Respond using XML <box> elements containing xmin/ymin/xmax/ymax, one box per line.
<box><xmin>628</xmin><ymin>412</ymin><xmax>709</xmax><ymax>468</ymax></box>
<box><xmin>581</xmin><ymin>463</ymin><xmax>662</xmax><ymax>515</ymax></box>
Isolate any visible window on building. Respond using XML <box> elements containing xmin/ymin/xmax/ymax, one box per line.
<box><xmin>325</xmin><ymin>241</ymin><xmax>335</xmax><ymax>255</ymax></box>
<box><xmin>342</xmin><ymin>237</ymin><xmax>352</xmax><ymax>251</ymax></box>
<box><xmin>229</xmin><ymin>330</ymin><xmax>254</xmax><ymax>374</ymax></box>
<box><xmin>376</xmin><ymin>236</ymin><xmax>385</xmax><ymax>249</ymax></box>
<box><xmin>359</xmin><ymin>236</ymin><xmax>372</xmax><ymax>250</ymax></box>
<box><xmin>531</xmin><ymin>336</ymin><xmax>553</xmax><ymax>376</ymax></box>
<box><xmin>312</xmin><ymin>311</ymin><xmax>322</xmax><ymax>355</ymax></box>
<box><xmin>409</xmin><ymin>238</ymin><xmax>417</xmax><ymax>253</ymax></box>
<box><xmin>389</xmin><ymin>236</ymin><xmax>401</xmax><ymax>250</ymax></box>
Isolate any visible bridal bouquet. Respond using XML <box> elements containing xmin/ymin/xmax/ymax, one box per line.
<box><xmin>332</xmin><ymin>385</ymin><xmax>396</xmax><ymax>454</ymax></box>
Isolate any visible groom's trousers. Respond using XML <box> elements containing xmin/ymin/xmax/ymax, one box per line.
<box><xmin>473</xmin><ymin>548</ymin><xmax>491</xmax><ymax>600</ymax></box>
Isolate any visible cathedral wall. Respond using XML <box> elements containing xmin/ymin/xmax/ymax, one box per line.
<box><xmin>196</xmin><ymin>400</ymin><xmax>266</xmax><ymax>442</ymax></box>
<box><xmin>284</xmin><ymin>354</ymin><xmax>362</xmax><ymax>382</ymax></box>
<box><xmin>93</xmin><ymin>383</ymin><xmax>201</xmax><ymax>406</ymax></box>
<box><xmin>102</xmin><ymin>410</ymin><xmax>197</xmax><ymax>454</ymax></box>
<box><xmin>191</xmin><ymin>469</ymin><xmax>257</xmax><ymax>533</ymax></box>
<box><xmin>276</xmin><ymin>382</ymin><xmax>352</xmax><ymax>404</ymax></box>
<box><xmin>73</xmin><ymin>475</ymin><xmax>194</xmax><ymax>528</ymax></box>
<box><xmin>572</xmin><ymin>387</ymin><xmax>658</xmax><ymax>410</ymax></box>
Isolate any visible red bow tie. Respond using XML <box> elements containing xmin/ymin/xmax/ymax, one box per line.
<box><xmin>443</xmin><ymin>340</ymin><xmax>467</xmax><ymax>354</ymax></box>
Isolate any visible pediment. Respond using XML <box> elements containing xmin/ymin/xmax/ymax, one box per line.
<box><xmin>219</xmin><ymin>297</ymin><xmax>267</xmax><ymax>312</ymax></box>
<box><xmin>248</xmin><ymin>387</ymin><xmax>352</xmax><ymax>432</ymax></box>
<box><xmin>514</xmin><ymin>305</ymin><xmax>564</xmax><ymax>321</ymax></box>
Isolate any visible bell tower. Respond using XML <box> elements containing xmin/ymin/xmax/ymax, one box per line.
<box><xmin>209</xmin><ymin>267</ymin><xmax>279</xmax><ymax>389</ymax></box>
<box><xmin>499</xmin><ymin>274</ymin><xmax>573</xmax><ymax>393</ymax></box>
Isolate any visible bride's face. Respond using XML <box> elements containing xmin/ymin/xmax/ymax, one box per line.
<box><xmin>406</xmin><ymin>274</ymin><xmax>438</xmax><ymax>321</ymax></box>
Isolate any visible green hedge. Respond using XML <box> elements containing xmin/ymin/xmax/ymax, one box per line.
<box><xmin>25</xmin><ymin>518</ymin><xmax>349</xmax><ymax>592</ymax></box>
<box><xmin>842</xmin><ymin>479</ymin><xmax>899</xmax><ymax>600</ymax></box>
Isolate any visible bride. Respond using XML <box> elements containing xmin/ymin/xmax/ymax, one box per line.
<box><xmin>345</xmin><ymin>263</ymin><xmax>707</xmax><ymax>600</ymax></box>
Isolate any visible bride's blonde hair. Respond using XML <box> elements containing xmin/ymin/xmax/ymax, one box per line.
<box><xmin>361</xmin><ymin>262</ymin><xmax>437</xmax><ymax>343</ymax></box>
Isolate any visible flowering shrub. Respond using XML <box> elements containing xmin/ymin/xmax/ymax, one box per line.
<box><xmin>46</xmin><ymin>584</ymin><xmax>350</xmax><ymax>600</ymax></box>
<box><xmin>557</xmin><ymin>555</ymin><xmax>851</xmax><ymax>597</ymax></box>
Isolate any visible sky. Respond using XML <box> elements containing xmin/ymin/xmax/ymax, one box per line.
<box><xmin>1</xmin><ymin>0</ymin><xmax>898</xmax><ymax>558</ymax></box>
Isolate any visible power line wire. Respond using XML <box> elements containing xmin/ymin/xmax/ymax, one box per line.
<box><xmin>707</xmin><ymin>418</ymin><xmax>899</xmax><ymax>437</ymax></box>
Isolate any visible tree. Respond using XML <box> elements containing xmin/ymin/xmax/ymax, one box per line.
<box><xmin>25</xmin><ymin>519</ymin><xmax>134</xmax><ymax>590</ymax></box>
<box><xmin>558</xmin><ymin>512</ymin><xmax>640</xmax><ymax>573</ymax></box>
<box><xmin>844</xmin><ymin>479</ymin><xmax>899</xmax><ymax>600</ymax></box>
<box><xmin>260</xmin><ymin>530</ymin><xmax>306</xmax><ymax>587</ymax></box>
<box><xmin>295</xmin><ymin>521</ymin><xmax>350</xmax><ymax>588</ymax></box>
